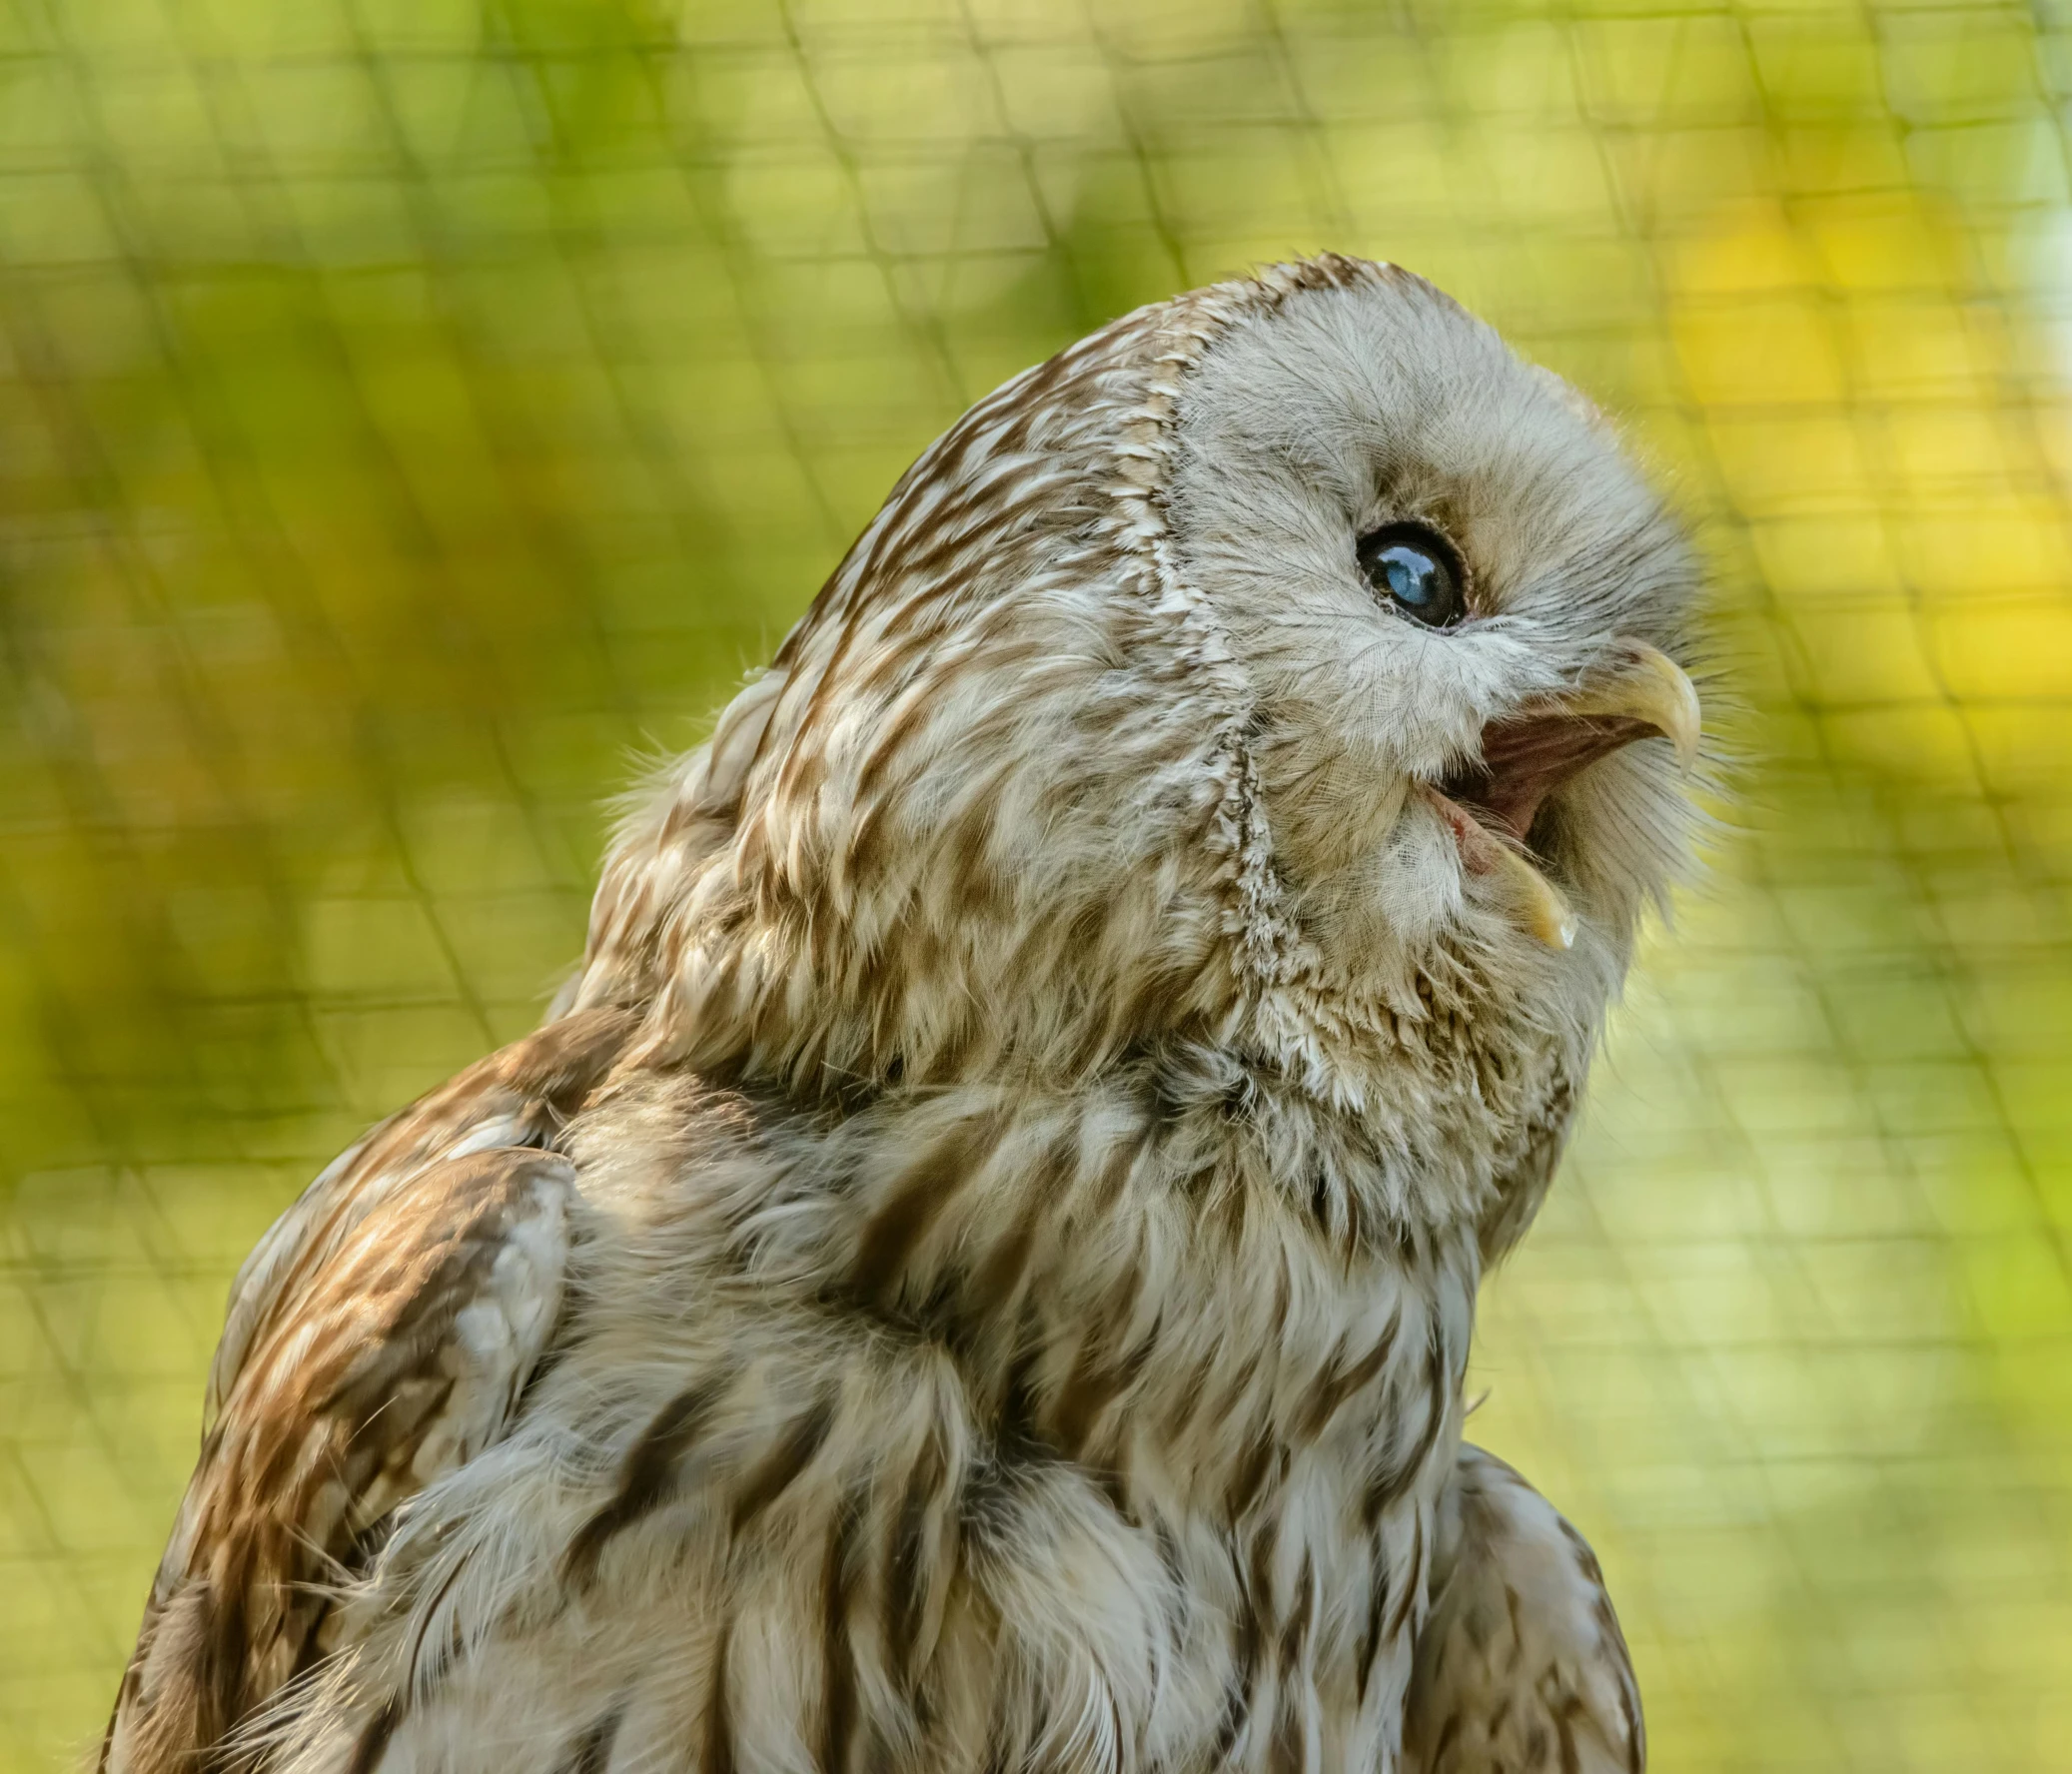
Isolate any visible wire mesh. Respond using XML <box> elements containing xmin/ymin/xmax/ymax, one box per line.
<box><xmin>4</xmin><ymin>0</ymin><xmax>2071</xmax><ymax>1766</ymax></box>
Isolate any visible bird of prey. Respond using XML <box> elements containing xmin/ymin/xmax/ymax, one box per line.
<box><xmin>107</xmin><ymin>256</ymin><xmax>1695</xmax><ymax>1774</ymax></box>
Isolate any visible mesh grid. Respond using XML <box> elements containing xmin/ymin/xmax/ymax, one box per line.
<box><xmin>5</xmin><ymin>0</ymin><xmax>2072</xmax><ymax>1766</ymax></box>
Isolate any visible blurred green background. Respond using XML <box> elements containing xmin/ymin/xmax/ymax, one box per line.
<box><xmin>4</xmin><ymin>0</ymin><xmax>2071</xmax><ymax>1766</ymax></box>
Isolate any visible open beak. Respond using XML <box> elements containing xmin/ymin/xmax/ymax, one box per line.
<box><xmin>1425</xmin><ymin>640</ymin><xmax>1700</xmax><ymax>951</ymax></box>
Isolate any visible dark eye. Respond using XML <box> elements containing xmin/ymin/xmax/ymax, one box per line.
<box><xmin>1356</xmin><ymin>523</ymin><xmax>1467</xmax><ymax>628</ymax></box>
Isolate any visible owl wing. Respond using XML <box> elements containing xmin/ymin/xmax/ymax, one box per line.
<box><xmin>1404</xmin><ymin>1443</ymin><xmax>1645</xmax><ymax>1774</ymax></box>
<box><xmin>103</xmin><ymin>1006</ymin><xmax>637</xmax><ymax>1774</ymax></box>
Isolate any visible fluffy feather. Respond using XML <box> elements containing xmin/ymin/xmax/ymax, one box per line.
<box><xmin>1405</xmin><ymin>1447</ymin><xmax>1644</xmax><ymax>1774</ymax></box>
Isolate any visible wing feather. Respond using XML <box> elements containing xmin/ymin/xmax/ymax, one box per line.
<box><xmin>1405</xmin><ymin>1443</ymin><xmax>1645</xmax><ymax>1774</ymax></box>
<box><xmin>105</xmin><ymin>1008</ymin><xmax>636</xmax><ymax>1774</ymax></box>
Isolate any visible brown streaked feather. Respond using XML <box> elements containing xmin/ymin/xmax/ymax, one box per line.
<box><xmin>728</xmin><ymin>1394</ymin><xmax>837</xmax><ymax>1532</ymax></box>
<box><xmin>1404</xmin><ymin>1445</ymin><xmax>1645</xmax><ymax>1774</ymax></box>
<box><xmin>549</xmin><ymin>1703</ymin><xmax>625</xmax><ymax>1774</ymax></box>
<box><xmin>818</xmin><ymin>1493</ymin><xmax>862</xmax><ymax>1774</ymax></box>
<box><xmin>702</xmin><ymin>1621</ymin><xmax>736</xmax><ymax>1774</ymax></box>
<box><xmin>105</xmin><ymin>1011</ymin><xmax>635</xmax><ymax>1774</ymax></box>
<box><xmin>207</xmin><ymin>1007</ymin><xmax>635</xmax><ymax>1422</ymax></box>
<box><xmin>561</xmin><ymin>1372</ymin><xmax>736</xmax><ymax>1588</ymax></box>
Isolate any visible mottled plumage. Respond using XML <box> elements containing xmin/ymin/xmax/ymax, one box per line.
<box><xmin>110</xmin><ymin>256</ymin><xmax>1698</xmax><ymax>1774</ymax></box>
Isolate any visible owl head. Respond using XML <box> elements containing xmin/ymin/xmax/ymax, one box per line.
<box><xmin>580</xmin><ymin>257</ymin><xmax>1701</xmax><ymax>1226</ymax></box>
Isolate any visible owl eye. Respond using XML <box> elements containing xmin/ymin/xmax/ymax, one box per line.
<box><xmin>1357</xmin><ymin>523</ymin><xmax>1467</xmax><ymax>628</ymax></box>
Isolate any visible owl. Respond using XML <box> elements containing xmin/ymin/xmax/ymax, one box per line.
<box><xmin>107</xmin><ymin>256</ymin><xmax>1698</xmax><ymax>1774</ymax></box>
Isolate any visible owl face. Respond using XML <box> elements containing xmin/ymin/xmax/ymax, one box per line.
<box><xmin>1166</xmin><ymin>266</ymin><xmax>1698</xmax><ymax>1006</ymax></box>
<box><xmin>585</xmin><ymin>257</ymin><xmax>1700</xmax><ymax>1134</ymax></box>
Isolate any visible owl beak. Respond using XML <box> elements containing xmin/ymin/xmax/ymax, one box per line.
<box><xmin>1427</xmin><ymin>641</ymin><xmax>1700</xmax><ymax>951</ymax></box>
<box><xmin>1420</xmin><ymin>782</ymin><xmax>1581</xmax><ymax>952</ymax></box>
<box><xmin>1554</xmin><ymin>641</ymin><xmax>1701</xmax><ymax>774</ymax></box>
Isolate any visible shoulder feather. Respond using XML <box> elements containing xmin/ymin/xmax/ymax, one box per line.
<box><xmin>104</xmin><ymin>1008</ymin><xmax>636</xmax><ymax>1774</ymax></box>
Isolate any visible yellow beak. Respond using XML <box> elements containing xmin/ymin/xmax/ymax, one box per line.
<box><xmin>1560</xmin><ymin>641</ymin><xmax>1701</xmax><ymax>774</ymax></box>
<box><xmin>1425</xmin><ymin>640</ymin><xmax>1701</xmax><ymax>953</ymax></box>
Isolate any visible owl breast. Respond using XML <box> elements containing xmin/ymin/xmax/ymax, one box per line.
<box><xmin>291</xmin><ymin>1060</ymin><xmax>1483</xmax><ymax>1774</ymax></box>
